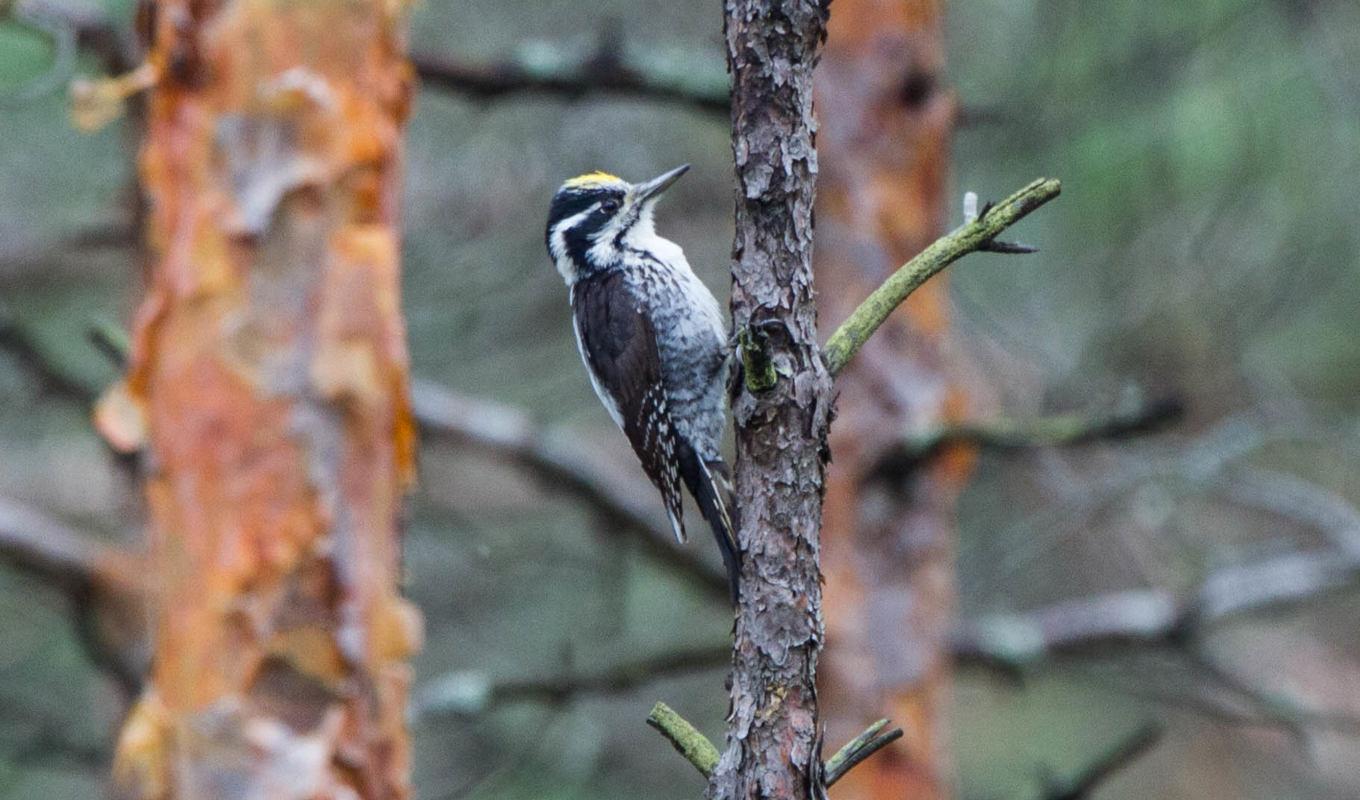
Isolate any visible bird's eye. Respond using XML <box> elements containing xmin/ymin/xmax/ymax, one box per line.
<box><xmin>600</xmin><ymin>198</ymin><xmax>621</xmax><ymax>214</ymax></box>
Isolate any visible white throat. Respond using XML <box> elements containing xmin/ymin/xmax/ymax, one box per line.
<box><xmin>617</xmin><ymin>204</ymin><xmax>685</xmax><ymax>266</ymax></box>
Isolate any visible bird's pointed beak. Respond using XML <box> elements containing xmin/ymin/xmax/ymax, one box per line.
<box><xmin>635</xmin><ymin>164</ymin><xmax>690</xmax><ymax>203</ymax></box>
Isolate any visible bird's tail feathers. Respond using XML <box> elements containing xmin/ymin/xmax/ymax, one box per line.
<box><xmin>665</xmin><ymin>507</ymin><xmax>686</xmax><ymax>545</ymax></box>
<box><xmin>678</xmin><ymin>444</ymin><xmax>741</xmax><ymax>604</ymax></box>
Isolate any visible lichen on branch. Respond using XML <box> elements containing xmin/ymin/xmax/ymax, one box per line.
<box><xmin>822</xmin><ymin>177</ymin><xmax>1062</xmax><ymax>376</ymax></box>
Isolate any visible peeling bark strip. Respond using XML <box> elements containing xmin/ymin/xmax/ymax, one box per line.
<box><xmin>105</xmin><ymin>0</ymin><xmax>421</xmax><ymax>797</ymax></box>
<box><xmin>714</xmin><ymin>3</ymin><xmax>834</xmax><ymax>799</ymax></box>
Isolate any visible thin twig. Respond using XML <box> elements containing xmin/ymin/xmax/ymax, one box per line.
<box><xmin>1108</xmin><ymin>678</ymin><xmax>1360</xmax><ymax>738</ymax></box>
<box><xmin>0</xmin><ymin>497</ymin><xmax>139</xmax><ymax>596</ymax></box>
<box><xmin>822</xmin><ymin>178</ymin><xmax>1062</xmax><ymax>376</ymax></box>
<box><xmin>0</xmin><ymin>315</ymin><xmax>101</xmax><ymax>405</ymax></box>
<box><xmin>1040</xmin><ymin>723</ymin><xmax>1162</xmax><ymax>800</ymax></box>
<box><xmin>412</xmin><ymin>31</ymin><xmax>728</xmax><ymax>114</ymax></box>
<box><xmin>870</xmin><ymin>396</ymin><xmax>1184</xmax><ymax>478</ymax></box>
<box><xmin>414</xmin><ymin>643</ymin><xmax>728</xmax><ymax>720</ymax></box>
<box><xmin>0</xmin><ymin>0</ymin><xmax>77</xmax><ymax>106</ymax></box>
<box><xmin>0</xmin><ymin>497</ymin><xmax>146</xmax><ymax>694</ymax></box>
<box><xmin>646</xmin><ymin>701</ymin><xmax>719</xmax><ymax>777</ymax></box>
<box><xmin>9</xmin><ymin>0</ymin><xmax>137</xmax><ymax>75</ymax></box>
<box><xmin>823</xmin><ymin>719</ymin><xmax>905</xmax><ymax>787</ymax></box>
<box><xmin>0</xmin><ymin>701</ymin><xmax>111</xmax><ymax>771</ymax></box>
<box><xmin>87</xmin><ymin>319</ymin><xmax>130</xmax><ymax>369</ymax></box>
<box><xmin>1176</xmin><ymin>649</ymin><xmax>1360</xmax><ymax>741</ymax></box>
<box><xmin>952</xmin><ymin>544</ymin><xmax>1360</xmax><ymax>672</ymax></box>
<box><xmin>412</xmin><ymin>379</ymin><xmax>730</xmax><ymax>596</ymax></box>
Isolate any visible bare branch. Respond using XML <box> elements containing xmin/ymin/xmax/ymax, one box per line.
<box><xmin>1180</xmin><ymin>651</ymin><xmax>1360</xmax><ymax>739</ymax></box>
<box><xmin>0</xmin><ymin>700</ymin><xmax>111</xmax><ymax>771</ymax></box>
<box><xmin>1040</xmin><ymin>723</ymin><xmax>1162</xmax><ymax>800</ymax></box>
<box><xmin>870</xmin><ymin>396</ymin><xmax>1184</xmax><ymax>478</ymax></box>
<box><xmin>412</xmin><ymin>30</ymin><xmax>728</xmax><ymax>114</ymax></box>
<box><xmin>0</xmin><ymin>497</ymin><xmax>139</xmax><ymax>597</ymax></box>
<box><xmin>953</xmin><ymin>545</ymin><xmax>1360</xmax><ymax>672</ymax></box>
<box><xmin>0</xmin><ymin>0</ymin><xmax>78</xmax><ymax>106</ymax></box>
<box><xmin>87</xmin><ymin>318</ymin><xmax>131</xmax><ymax>370</ymax></box>
<box><xmin>1111</xmin><ymin>673</ymin><xmax>1360</xmax><ymax>738</ymax></box>
<box><xmin>0</xmin><ymin>497</ymin><xmax>146</xmax><ymax>694</ymax></box>
<box><xmin>411</xmin><ymin>379</ymin><xmax>730</xmax><ymax>596</ymax></box>
<box><xmin>647</xmin><ymin>701</ymin><xmax>720</xmax><ymax>778</ymax></box>
<box><xmin>0</xmin><ymin>314</ymin><xmax>101</xmax><ymax>405</ymax></box>
<box><xmin>13</xmin><ymin>0</ymin><xmax>138</xmax><ymax>74</ymax></box>
<box><xmin>414</xmin><ymin>643</ymin><xmax>728</xmax><ymax>720</ymax></box>
<box><xmin>822</xmin><ymin>719</ymin><xmax>905</xmax><ymax>787</ymax></box>
<box><xmin>822</xmin><ymin>178</ymin><xmax>1062</xmax><ymax>376</ymax></box>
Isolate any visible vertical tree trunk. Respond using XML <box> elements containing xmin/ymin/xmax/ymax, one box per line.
<box><xmin>712</xmin><ymin>2</ymin><xmax>833</xmax><ymax>799</ymax></box>
<box><xmin>104</xmin><ymin>0</ymin><xmax>421</xmax><ymax>796</ymax></box>
<box><xmin>815</xmin><ymin>1</ymin><xmax>966</xmax><ymax>798</ymax></box>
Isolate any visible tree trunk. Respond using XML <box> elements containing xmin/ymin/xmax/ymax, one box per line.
<box><xmin>815</xmin><ymin>1</ymin><xmax>967</xmax><ymax>798</ymax></box>
<box><xmin>711</xmin><ymin>2</ymin><xmax>834</xmax><ymax>799</ymax></box>
<box><xmin>104</xmin><ymin>0</ymin><xmax>421</xmax><ymax>796</ymax></box>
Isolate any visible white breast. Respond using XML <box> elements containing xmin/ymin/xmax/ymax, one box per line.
<box><xmin>623</xmin><ymin>221</ymin><xmax>727</xmax><ymax>342</ymax></box>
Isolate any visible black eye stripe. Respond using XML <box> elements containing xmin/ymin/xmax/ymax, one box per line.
<box><xmin>547</xmin><ymin>193</ymin><xmax>598</xmax><ymax>225</ymax></box>
<box><xmin>545</xmin><ymin>183</ymin><xmax>630</xmax><ymax>265</ymax></box>
<box><xmin>549</xmin><ymin>187</ymin><xmax>624</xmax><ymax>219</ymax></box>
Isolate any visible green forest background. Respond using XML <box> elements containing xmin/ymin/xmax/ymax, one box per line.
<box><xmin>1</xmin><ymin>0</ymin><xmax>1359</xmax><ymax>797</ymax></box>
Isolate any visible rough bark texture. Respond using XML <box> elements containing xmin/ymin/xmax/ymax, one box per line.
<box><xmin>814</xmin><ymin>1</ymin><xmax>968</xmax><ymax>798</ymax></box>
<box><xmin>101</xmin><ymin>0</ymin><xmax>421</xmax><ymax>797</ymax></box>
<box><xmin>712</xmin><ymin>3</ymin><xmax>833</xmax><ymax>799</ymax></box>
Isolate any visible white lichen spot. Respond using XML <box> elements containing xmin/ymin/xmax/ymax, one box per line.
<box><xmin>963</xmin><ymin>191</ymin><xmax>979</xmax><ymax>224</ymax></box>
<box><xmin>411</xmin><ymin>670</ymin><xmax>493</xmax><ymax>718</ymax></box>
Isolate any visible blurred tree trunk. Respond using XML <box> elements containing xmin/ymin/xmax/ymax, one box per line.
<box><xmin>101</xmin><ymin>0</ymin><xmax>422</xmax><ymax>797</ymax></box>
<box><xmin>712</xmin><ymin>1</ymin><xmax>833</xmax><ymax>798</ymax></box>
<box><xmin>815</xmin><ymin>1</ymin><xmax>969</xmax><ymax>798</ymax></box>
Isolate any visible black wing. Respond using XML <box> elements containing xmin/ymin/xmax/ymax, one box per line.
<box><xmin>572</xmin><ymin>272</ymin><xmax>687</xmax><ymax>543</ymax></box>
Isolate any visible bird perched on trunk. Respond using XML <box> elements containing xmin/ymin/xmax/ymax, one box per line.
<box><xmin>545</xmin><ymin>165</ymin><xmax>740</xmax><ymax>601</ymax></box>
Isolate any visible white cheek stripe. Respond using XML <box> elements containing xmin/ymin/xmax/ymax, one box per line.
<box><xmin>549</xmin><ymin>204</ymin><xmax>599</xmax><ymax>284</ymax></box>
<box><xmin>587</xmin><ymin>220</ymin><xmax>624</xmax><ymax>266</ymax></box>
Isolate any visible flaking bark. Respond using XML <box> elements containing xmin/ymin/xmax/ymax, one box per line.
<box><xmin>712</xmin><ymin>2</ymin><xmax>834</xmax><ymax>799</ymax></box>
<box><xmin>103</xmin><ymin>0</ymin><xmax>421</xmax><ymax>797</ymax></box>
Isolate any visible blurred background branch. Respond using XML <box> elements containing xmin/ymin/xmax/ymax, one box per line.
<box><xmin>413</xmin><ymin>379</ymin><xmax>731</xmax><ymax>595</ymax></box>
<box><xmin>412</xmin><ymin>24</ymin><xmax>730</xmax><ymax>114</ymax></box>
<box><xmin>954</xmin><ymin>543</ymin><xmax>1360</xmax><ymax>673</ymax></box>
<box><xmin>1038</xmin><ymin>723</ymin><xmax>1163</xmax><ymax>800</ymax></box>
<box><xmin>870</xmin><ymin>395</ymin><xmax>1185</xmax><ymax>478</ymax></box>
<box><xmin>415</xmin><ymin>643</ymin><xmax>729</xmax><ymax>720</ymax></box>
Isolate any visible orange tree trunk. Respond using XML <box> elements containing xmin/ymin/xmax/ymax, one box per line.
<box><xmin>815</xmin><ymin>1</ymin><xmax>970</xmax><ymax>798</ymax></box>
<box><xmin>103</xmin><ymin>0</ymin><xmax>421</xmax><ymax>796</ymax></box>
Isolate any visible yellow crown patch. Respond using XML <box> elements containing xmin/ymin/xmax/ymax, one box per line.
<box><xmin>563</xmin><ymin>171</ymin><xmax>622</xmax><ymax>189</ymax></box>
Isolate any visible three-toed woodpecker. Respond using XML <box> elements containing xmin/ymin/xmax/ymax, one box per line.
<box><xmin>546</xmin><ymin>165</ymin><xmax>740</xmax><ymax>601</ymax></box>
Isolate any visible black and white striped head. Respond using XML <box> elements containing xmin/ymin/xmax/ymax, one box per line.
<box><xmin>545</xmin><ymin>164</ymin><xmax>689</xmax><ymax>284</ymax></box>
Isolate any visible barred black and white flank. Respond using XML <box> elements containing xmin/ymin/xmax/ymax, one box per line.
<box><xmin>546</xmin><ymin>165</ymin><xmax>740</xmax><ymax>601</ymax></box>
